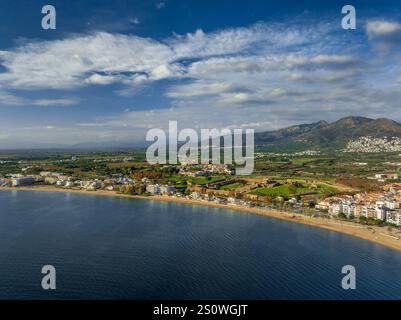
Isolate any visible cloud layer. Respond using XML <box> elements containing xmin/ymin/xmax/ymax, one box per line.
<box><xmin>1</xmin><ymin>18</ymin><xmax>401</xmax><ymax>146</ymax></box>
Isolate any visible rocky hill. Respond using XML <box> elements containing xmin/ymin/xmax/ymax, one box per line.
<box><xmin>255</xmin><ymin>116</ymin><xmax>401</xmax><ymax>151</ymax></box>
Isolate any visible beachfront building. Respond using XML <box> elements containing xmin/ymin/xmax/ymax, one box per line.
<box><xmin>227</xmin><ymin>197</ymin><xmax>242</xmax><ymax>205</ymax></box>
<box><xmin>329</xmin><ymin>203</ymin><xmax>343</xmax><ymax>215</ymax></box>
<box><xmin>12</xmin><ymin>177</ymin><xmax>36</xmax><ymax>187</ymax></box>
<box><xmin>342</xmin><ymin>203</ymin><xmax>356</xmax><ymax>218</ymax></box>
<box><xmin>45</xmin><ymin>177</ymin><xmax>58</xmax><ymax>184</ymax></box>
<box><xmin>385</xmin><ymin>200</ymin><xmax>400</xmax><ymax>210</ymax></box>
<box><xmin>146</xmin><ymin>184</ymin><xmax>161</xmax><ymax>195</ymax></box>
<box><xmin>191</xmin><ymin>192</ymin><xmax>202</xmax><ymax>200</ymax></box>
<box><xmin>214</xmin><ymin>198</ymin><xmax>226</xmax><ymax>204</ymax></box>
<box><xmin>56</xmin><ymin>180</ymin><xmax>65</xmax><ymax>187</ymax></box>
<box><xmin>375</xmin><ymin>207</ymin><xmax>388</xmax><ymax>221</ymax></box>
<box><xmin>360</xmin><ymin>205</ymin><xmax>377</xmax><ymax>219</ymax></box>
<box><xmin>86</xmin><ymin>181</ymin><xmax>103</xmax><ymax>190</ymax></box>
<box><xmin>316</xmin><ymin>200</ymin><xmax>330</xmax><ymax>211</ymax></box>
<box><xmin>65</xmin><ymin>181</ymin><xmax>74</xmax><ymax>188</ymax></box>
<box><xmin>329</xmin><ymin>202</ymin><xmax>354</xmax><ymax>217</ymax></box>
<box><xmin>0</xmin><ymin>178</ymin><xmax>11</xmax><ymax>186</ymax></box>
<box><xmin>159</xmin><ymin>185</ymin><xmax>176</xmax><ymax>195</ymax></box>
<box><xmin>386</xmin><ymin>210</ymin><xmax>401</xmax><ymax>226</ymax></box>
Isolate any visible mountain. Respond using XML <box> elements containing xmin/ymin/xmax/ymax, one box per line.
<box><xmin>255</xmin><ymin>116</ymin><xmax>401</xmax><ymax>150</ymax></box>
<box><xmin>254</xmin><ymin>120</ymin><xmax>328</xmax><ymax>144</ymax></box>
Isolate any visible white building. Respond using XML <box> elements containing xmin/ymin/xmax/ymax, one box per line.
<box><xmin>329</xmin><ymin>203</ymin><xmax>342</xmax><ymax>215</ymax></box>
<box><xmin>56</xmin><ymin>180</ymin><xmax>65</xmax><ymax>187</ymax></box>
<box><xmin>214</xmin><ymin>198</ymin><xmax>225</xmax><ymax>204</ymax></box>
<box><xmin>375</xmin><ymin>207</ymin><xmax>388</xmax><ymax>221</ymax></box>
<box><xmin>146</xmin><ymin>184</ymin><xmax>161</xmax><ymax>194</ymax></box>
<box><xmin>386</xmin><ymin>210</ymin><xmax>401</xmax><ymax>226</ymax></box>
<box><xmin>65</xmin><ymin>181</ymin><xmax>74</xmax><ymax>188</ymax></box>
<box><xmin>385</xmin><ymin>200</ymin><xmax>400</xmax><ymax>210</ymax></box>
<box><xmin>191</xmin><ymin>192</ymin><xmax>202</xmax><ymax>200</ymax></box>
<box><xmin>159</xmin><ymin>185</ymin><xmax>176</xmax><ymax>194</ymax></box>
<box><xmin>342</xmin><ymin>204</ymin><xmax>356</xmax><ymax>218</ymax></box>
<box><xmin>227</xmin><ymin>197</ymin><xmax>242</xmax><ymax>205</ymax></box>
<box><xmin>328</xmin><ymin>200</ymin><xmax>356</xmax><ymax>218</ymax></box>
<box><xmin>360</xmin><ymin>205</ymin><xmax>376</xmax><ymax>218</ymax></box>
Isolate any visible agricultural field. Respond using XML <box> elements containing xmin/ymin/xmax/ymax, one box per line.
<box><xmin>251</xmin><ymin>183</ymin><xmax>337</xmax><ymax>198</ymax></box>
<box><xmin>219</xmin><ymin>181</ymin><xmax>247</xmax><ymax>190</ymax></box>
<box><xmin>252</xmin><ymin>151</ymin><xmax>401</xmax><ymax>181</ymax></box>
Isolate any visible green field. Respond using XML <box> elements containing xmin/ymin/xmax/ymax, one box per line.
<box><xmin>251</xmin><ymin>183</ymin><xmax>337</xmax><ymax>197</ymax></box>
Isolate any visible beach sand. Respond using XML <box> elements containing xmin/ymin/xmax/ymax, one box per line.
<box><xmin>1</xmin><ymin>185</ymin><xmax>401</xmax><ymax>253</ymax></box>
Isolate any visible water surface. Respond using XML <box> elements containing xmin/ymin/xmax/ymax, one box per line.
<box><xmin>0</xmin><ymin>190</ymin><xmax>400</xmax><ymax>299</ymax></box>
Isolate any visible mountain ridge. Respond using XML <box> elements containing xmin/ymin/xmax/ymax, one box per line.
<box><xmin>255</xmin><ymin>116</ymin><xmax>401</xmax><ymax>150</ymax></box>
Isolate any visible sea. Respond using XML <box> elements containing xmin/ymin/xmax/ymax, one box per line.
<box><xmin>0</xmin><ymin>189</ymin><xmax>401</xmax><ymax>299</ymax></box>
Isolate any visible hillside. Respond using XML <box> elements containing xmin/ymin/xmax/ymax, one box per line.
<box><xmin>255</xmin><ymin>116</ymin><xmax>401</xmax><ymax>151</ymax></box>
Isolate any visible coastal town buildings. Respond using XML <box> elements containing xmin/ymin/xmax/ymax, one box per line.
<box><xmin>3</xmin><ymin>163</ymin><xmax>401</xmax><ymax>228</ymax></box>
<box><xmin>179</xmin><ymin>164</ymin><xmax>233</xmax><ymax>177</ymax></box>
<box><xmin>319</xmin><ymin>185</ymin><xmax>401</xmax><ymax>225</ymax></box>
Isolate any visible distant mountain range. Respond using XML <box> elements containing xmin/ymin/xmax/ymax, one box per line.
<box><xmin>255</xmin><ymin>116</ymin><xmax>401</xmax><ymax>151</ymax></box>
<box><xmin>2</xmin><ymin>116</ymin><xmax>400</xmax><ymax>152</ymax></box>
<box><xmin>70</xmin><ymin>116</ymin><xmax>401</xmax><ymax>152</ymax></box>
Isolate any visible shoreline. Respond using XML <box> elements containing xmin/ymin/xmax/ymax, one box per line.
<box><xmin>2</xmin><ymin>185</ymin><xmax>401</xmax><ymax>253</ymax></box>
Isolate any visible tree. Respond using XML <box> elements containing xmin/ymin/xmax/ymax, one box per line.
<box><xmin>288</xmin><ymin>184</ymin><xmax>297</xmax><ymax>194</ymax></box>
<box><xmin>337</xmin><ymin>212</ymin><xmax>347</xmax><ymax>219</ymax></box>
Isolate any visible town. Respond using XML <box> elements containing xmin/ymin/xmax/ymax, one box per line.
<box><xmin>1</xmin><ymin>150</ymin><xmax>401</xmax><ymax>230</ymax></box>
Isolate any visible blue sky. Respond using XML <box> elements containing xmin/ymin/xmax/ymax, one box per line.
<box><xmin>1</xmin><ymin>0</ymin><xmax>401</xmax><ymax>148</ymax></box>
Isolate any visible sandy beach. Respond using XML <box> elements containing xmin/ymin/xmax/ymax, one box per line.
<box><xmin>2</xmin><ymin>185</ymin><xmax>401</xmax><ymax>253</ymax></box>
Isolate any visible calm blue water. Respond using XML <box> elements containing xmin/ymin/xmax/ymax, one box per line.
<box><xmin>0</xmin><ymin>190</ymin><xmax>401</xmax><ymax>299</ymax></box>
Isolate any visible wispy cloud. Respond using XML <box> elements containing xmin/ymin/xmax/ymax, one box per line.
<box><xmin>32</xmin><ymin>99</ymin><xmax>79</xmax><ymax>107</ymax></box>
<box><xmin>156</xmin><ymin>2</ymin><xmax>166</xmax><ymax>10</ymax></box>
<box><xmin>366</xmin><ymin>20</ymin><xmax>401</xmax><ymax>49</ymax></box>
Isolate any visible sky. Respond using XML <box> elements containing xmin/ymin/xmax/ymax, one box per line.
<box><xmin>1</xmin><ymin>0</ymin><xmax>401</xmax><ymax>148</ymax></box>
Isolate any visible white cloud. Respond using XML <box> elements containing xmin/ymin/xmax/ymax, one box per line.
<box><xmin>149</xmin><ymin>63</ymin><xmax>185</xmax><ymax>80</ymax></box>
<box><xmin>170</xmin><ymin>23</ymin><xmax>316</xmax><ymax>59</ymax></box>
<box><xmin>366</xmin><ymin>20</ymin><xmax>401</xmax><ymax>38</ymax></box>
<box><xmin>85</xmin><ymin>74</ymin><xmax>121</xmax><ymax>85</ymax></box>
<box><xmin>366</xmin><ymin>20</ymin><xmax>401</xmax><ymax>51</ymax></box>
<box><xmin>0</xmin><ymin>22</ymin><xmax>332</xmax><ymax>93</ymax></box>
<box><xmin>32</xmin><ymin>99</ymin><xmax>78</xmax><ymax>107</ymax></box>
<box><xmin>0</xmin><ymin>32</ymin><xmax>175</xmax><ymax>89</ymax></box>
<box><xmin>187</xmin><ymin>56</ymin><xmax>275</xmax><ymax>76</ymax></box>
<box><xmin>167</xmin><ymin>82</ymin><xmax>246</xmax><ymax>98</ymax></box>
<box><xmin>284</xmin><ymin>54</ymin><xmax>358</xmax><ymax>69</ymax></box>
